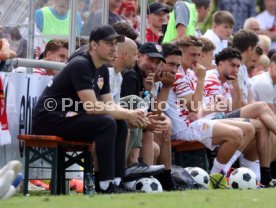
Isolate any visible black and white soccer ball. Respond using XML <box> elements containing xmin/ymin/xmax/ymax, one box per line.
<box><xmin>229</xmin><ymin>167</ymin><xmax>257</xmax><ymax>189</ymax></box>
<box><xmin>185</xmin><ymin>167</ymin><xmax>210</xmax><ymax>189</ymax></box>
<box><xmin>135</xmin><ymin>177</ymin><xmax>163</xmax><ymax>193</ymax></box>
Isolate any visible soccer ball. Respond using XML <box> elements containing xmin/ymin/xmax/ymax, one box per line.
<box><xmin>188</xmin><ymin>167</ymin><xmax>210</xmax><ymax>189</ymax></box>
<box><xmin>184</xmin><ymin>167</ymin><xmax>193</xmax><ymax>174</ymax></box>
<box><xmin>135</xmin><ymin>177</ymin><xmax>163</xmax><ymax>193</ymax></box>
<box><xmin>229</xmin><ymin>167</ymin><xmax>257</xmax><ymax>189</ymax></box>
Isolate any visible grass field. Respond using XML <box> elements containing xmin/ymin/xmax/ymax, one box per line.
<box><xmin>1</xmin><ymin>189</ymin><xmax>275</xmax><ymax>208</ymax></box>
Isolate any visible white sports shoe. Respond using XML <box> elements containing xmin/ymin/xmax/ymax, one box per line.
<box><xmin>0</xmin><ymin>170</ymin><xmax>15</xmax><ymax>199</ymax></box>
<box><xmin>0</xmin><ymin>160</ymin><xmax>22</xmax><ymax>200</ymax></box>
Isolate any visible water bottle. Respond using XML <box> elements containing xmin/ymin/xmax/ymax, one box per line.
<box><xmin>143</xmin><ymin>91</ymin><xmax>151</xmax><ymax>112</ymax></box>
<box><xmin>84</xmin><ymin>172</ymin><xmax>95</xmax><ymax>195</ymax></box>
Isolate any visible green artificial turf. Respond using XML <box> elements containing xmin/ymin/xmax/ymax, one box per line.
<box><xmin>1</xmin><ymin>189</ymin><xmax>275</xmax><ymax>208</ymax></box>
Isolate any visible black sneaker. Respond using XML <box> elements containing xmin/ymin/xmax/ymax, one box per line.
<box><xmin>97</xmin><ymin>182</ymin><xmax>125</xmax><ymax>194</ymax></box>
<box><xmin>124</xmin><ymin>163</ymin><xmax>165</xmax><ymax>182</ymax></box>
<box><xmin>98</xmin><ymin>182</ymin><xmax>138</xmax><ymax>194</ymax></box>
<box><xmin>118</xmin><ymin>182</ymin><xmax>139</xmax><ymax>193</ymax></box>
<box><xmin>261</xmin><ymin>179</ymin><xmax>276</xmax><ymax>188</ymax></box>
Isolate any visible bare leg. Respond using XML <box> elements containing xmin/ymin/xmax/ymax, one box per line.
<box><xmin>140</xmin><ymin>131</ymin><xmax>154</xmax><ymax>165</ymax></box>
<box><xmin>216</xmin><ymin>119</ymin><xmax>255</xmax><ymax>151</ymax></box>
<box><xmin>127</xmin><ymin>148</ymin><xmax>140</xmax><ymax>166</ymax></box>
<box><xmin>241</xmin><ymin>102</ymin><xmax>276</xmax><ymax>135</ymax></box>
<box><xmin>270</xmin><ymin>133</ymin><xmax>276</xmax><ymax>162</ymax></box>
<box><xmin>212</xmin><ymin>121</ymin><xmax>244</xmax><ymax>164</ymax></box>
<box><xmin>154</xmin><ymin>133</ymin><xmax>172</xmax><ymax>170</ymax></box>
<box><xmin>153</xmin><ymin>141</ymin><xmax>160</xmax><ymax>165</ymax></box>
<box><xmin>242</xmin><ymin>140</ymin><xmax>258</xmax><ymax>161</ymax></box>
<box><xmin>250</xmin><ymin>119</ymin><xmax>270</xmax><ymax>167</ymax></box>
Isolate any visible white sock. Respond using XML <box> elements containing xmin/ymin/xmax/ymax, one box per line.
<box><xmin>99</xmin><ymin>180</ymin><xmax>113</xmax><ymax>190</ymax></box>
<box><xmin>113</xmin><ymin>177</ymin><xmax>121</xmax><ymax>186</ymax></box>
<box><xmin>239</xmin><ymin>156</ymin><xmax>261</xmax><ymax>181</ymax></box>
<box><xmin>253</xmin><ymin>160</ymin><xmax>261</xmax><ymax>182</ymax></box>
<box><xmin>210</xmin><ymin>158</ymin><xmax>226</xmax><ymax>175</ymax></box>
<box><xmin>223</xmin><ymin>151</ymin><xmax>242</xmax><ymax>174</ymax></box>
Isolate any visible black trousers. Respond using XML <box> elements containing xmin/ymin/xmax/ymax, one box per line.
<box><xmin>33</xmin><ymin>112</ymin><xmax>128</xmax><ymax>181</ymax></box>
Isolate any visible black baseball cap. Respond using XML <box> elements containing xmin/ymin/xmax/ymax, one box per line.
<box><xmin>139</xmin><ymin>42</ymin><xmax>166</xmax><ymax>62</ymax></box>
<box><xmin>89</xmin><ymin>25</ymin><xmax>125</xmax><ymax>43</ymax></box>
<box><xmin>147</xmin><ymin>2</ymin><xmax>170</xmax><ymax>14</ymax></box>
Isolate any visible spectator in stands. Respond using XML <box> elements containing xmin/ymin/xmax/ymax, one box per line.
<box><xmin>35</xmin><ymin>0</ymin><xmax>82</xmax><ymax>38</ymax></box>
<box><xmin>146</xmin><ymin>2</ymin><xmax>169</xmax><ymax>43</ymax></box>
<box><xmin>0</xmin><ymin>39</ymin><xmax>16</xmax><ymax>61</ymax></box>
<box><xmin>268</xmin><ymin>49</ymin><xmax>276</xmax><ymax>59</ymax></box>
<box><xmin>203</xmin><ymin>10</ymin><xmax>234</xmax><ymax>55</ymax></box>
<box><xmin>256</xmin><ymin>0</ymin><xmax>276</xmax><ymax>49</ymax></box>
<box><xmin>9</xmin><ymin>27</ymin><xmax>27</xmax><ymax>58</ymax></box>
<box><xmin>32</xmin><ymin>39</ymin><xmax>68</xmax><ymax>76</ymax></box>
<box><xmin>246</xmin><ymin>46</ymin><xmax>264</xmax><ymax>78</ymax></box>
<box><xmin>116</xmin><ymin>0</ymin><xmax>139</xmax><ymax>31</ymax></box>
<box><xmin>32</xmin><ymin>25</ymin><xmax>150</xmax><ymax>194</ymax></box>
<box><xmin>198</xmin><ymin>37</ymin><xmax>216</xmax><ymax>70</ymax></box>
<box><xmin>243</xmin><ymin>17</ymin><xmax>261</xmax><ymax>33</ymax></box>
<box><xmin>232</xmin><ymin>29</ymin><xmax>259</xmax><ymax>106</ymax></box>
<box><xmin>165</xmin><ymin>36</ymin><xmax>255</xmax><ymax>176</ymax></box>
<box><xmin>202</xmin><ymin>47</ymin><xmax>276</xmax><ymax>187</ymax></box>
<box><xmin>112</xmin><ymin>22</ymin><xmax>139</xmax><ymax>41</ymax></box>
<box><xmin>217</xmin><ymin>0</ymin><xmax>256</xmax><ymax>32</ymax></box>
<box><xmin>81</xmin><ymin>0</ymin><xmax>125</xmax><ymax>36</ymax></box>
<box><xmin>258</xmin><ymin>34</ymin><xmax>272</xmax><ymax>55</ymax></box>
<box><xmin>0</xmin><ymin>38</ymin><xmax>17</xmax><ymax>71</ymax></box>
<box><xmin>251</xmin><ymin>53</ymin><xmax>276</xmax><ymax>113</ymax></box>
<box><xmin>255</xmin><ymin>54</ymin><xmax>270</xmax><ymax>75</ymax></box>
<box><xmin>163</xmin><ymin>0</ymin><xmax>210</xmax><ymax>43</ymax></box>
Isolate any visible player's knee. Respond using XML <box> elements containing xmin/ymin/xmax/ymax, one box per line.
<box><xmin>153</xmin><ymin>142</ymin><xmax>160</xmax><ymax>158</ymax></box>
<box><xmin>230</xmin><ymin>128</ymin><xmax>243</xmax><ymax>147</ymax></box>
<box><xmin>116</xmin><ymin>119</ymin><xmax>128</xmax><ymax>132</ymax></box>
<box><xmin>244</xmin><ymin>122</ymin><xmax>256</xmax><ymax>139</ymax></box>
<box><xmin>102</xmin><ymin>115</ymin><xmax>117</xmax><ymax>130</ymax></box>
<box><xmin>256</xmin><ymin>101</ymin><xmax>270</xmax><ymax>112</ymax></box>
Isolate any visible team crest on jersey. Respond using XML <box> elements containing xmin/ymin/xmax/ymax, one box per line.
<box><xmin>97</xmin><ymin>77</ymin><xmax>104</xmax><ymax>89</ymax></box>
<box><xmin>47</xmin><ymin>80</ymin><xmax>53</xmax><ymax>87</ymax></box>
<box><xmin>202</xmin><ymin>123</ymin><xmax>210</xmax><ymax>131</ymax></box>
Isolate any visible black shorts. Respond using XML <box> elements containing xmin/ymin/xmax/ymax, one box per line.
<box><xmin>225</xmin><ymin>109</ymin><xmax>241</xmax><ymax>118</ymax></box>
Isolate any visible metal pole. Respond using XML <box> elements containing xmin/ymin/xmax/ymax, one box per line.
<box><xmin>140</xmin><ymin>0</ymin><xmax>148</xmax><ymax>44</ymax></box>
<box><xmin>10</xmin><ymin>58</ymin><xmax>66</xmax><ymax>71</ymax></box>
<box><xmin>102</xmin><ymin>0</ymin><xmax>109</xmax><ymax>25</ymax></box>
<box><xmin>27</xmin><ymin>0</ymin><xmax>35</xmax><ymax>60</ymax></box>
<box><xmin>69</xmin><ymin>0</ymin><xmax>77</xmax><ymax>55</ymax></box>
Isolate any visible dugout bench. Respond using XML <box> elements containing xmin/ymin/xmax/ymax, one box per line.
<box><xmin>17</xmin><ymin>135</ymin><xmax>93</xmax><ymax>195</ymax></box>
<box><xmin>171</xmin><ymin>140</ymin><xmax>209</xmax><ymax>171</ymax></box>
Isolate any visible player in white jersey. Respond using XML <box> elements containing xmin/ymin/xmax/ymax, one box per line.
<box><xmin>166</xmin><ymin>36</ymin><xmax>255</xmax><ymax>175</ymax></box>
<box><xmin>203</xmin><ymin>47</ymin><xmax>276</xmax><ymax>187</ymax></box>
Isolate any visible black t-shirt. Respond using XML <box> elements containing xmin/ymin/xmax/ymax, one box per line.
<box><xmin>33</xmin><ymin>49</ymin><xmax>110</xmax><ymax>120</ymax></box>
<box><xmin>121</xmin><ymin>63</ymin><xmax>144</xmax><ymax>98</ymax></box>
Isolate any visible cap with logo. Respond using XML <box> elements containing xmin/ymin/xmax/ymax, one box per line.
<box><xmin>147</xmin><ymin>2</ymin><xmax>170</xmax><ymax>14</ymax></box>
<box><xmin>139</xmin><ymin>42</ymin><xmax>166</xmax><ymax>63</ymax></box>
<box><xmin>89</xmin><ymin>25</ymin><xmax>125</xmax><ymax>43</ymax></box>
